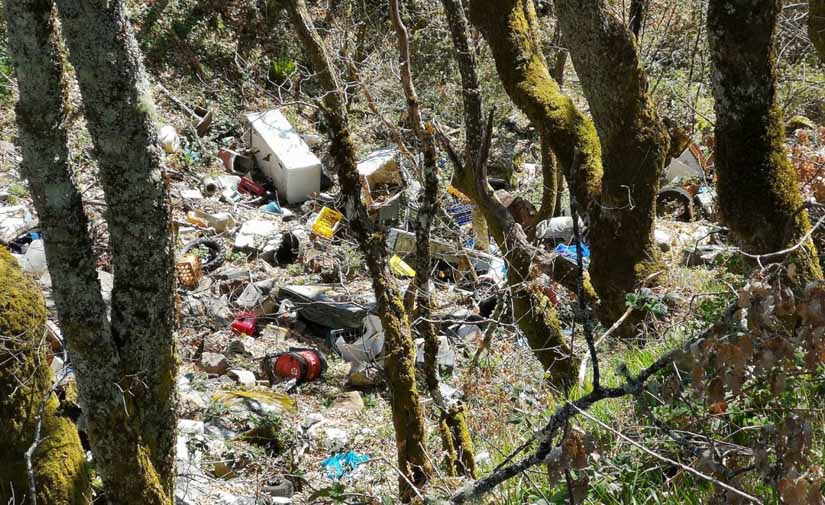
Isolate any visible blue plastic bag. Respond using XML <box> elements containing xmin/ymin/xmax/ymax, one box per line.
<box><xmin>262</xmin><ymin>201</ymin><xmax>283</xmax><ymax>214</ymax></box>
<box><xmin>554</xmin><ymin>242</ymin><xmax>590</xmax><ymax>264</ymax></box>
<box><xmin>321</xmin><ymin>451</ymin><xmax>370</xmax><ymax>479</ymax></box>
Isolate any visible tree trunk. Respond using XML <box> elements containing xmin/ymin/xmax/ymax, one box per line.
<box><xmin>708</xmin><ymin>0</ymin><xmax>822</xmax><ymax>281</ymax></box>
<box><xmin>441</xmin><ymin>0</ymin><xmax>579</xmax><ymax>388</ymax></box>
<box><xmin>285</xmin><ymin>0</ymin><xmax>432</xmax><ymax>498</ymax></box>
<box><xmin>389</xmin><ymin>0</ymin><xmax>476</xmax><ymax>477</ymax></box>
<box><xmin>0</xmin><ymin>249</ymin><xmax>91</xmax><ymax>505</ymax></box>
<box><xmin>811</xmin><ymin>0</ymin><xmax>825</xmax><ymax>61</ymax></box>
<box><xmin>629</xmin><ymin>0</ymin><xmax>647</xmax><ymax>40</ymax></box>
<box><xmin>7</xmin><ymin>0</ymin><xmax>177</xmax><ymax>502</ymax></box>
<box><xmin>463</xmin><ymin>0</ymin><xmax>615</xmax><ymax>324</ymax></box>
<box><xmin>554</xmin><ymin>0</ymin><xmax>670</xmax><ymax>323</ymax></box>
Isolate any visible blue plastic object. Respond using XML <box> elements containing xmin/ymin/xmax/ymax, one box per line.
<box><xmin>321</xmin><ymin>451</ymin><xmax>370</xmax><ymax>479</ymax></box>
<box><xmin>262</xmin><ymin>201</ymin><xmax>283</xmax><ymax>214</ymax></box>
<box><xmin>554</xmin><ymin>242</ymin><xmax>590</xmax><ymax>264</ymax></box>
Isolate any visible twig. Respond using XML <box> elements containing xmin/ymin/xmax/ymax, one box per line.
<box><xmin>577</xmin><ymin>306</ymin><xmax>634</xmax><ymax>387</ymax></box>
<box><xmin>569</xmin><ymin>149</ymin><xmax>600</xmax><ymax>392</ymax></box>
<box><xmin>450</xmin><ymin>301</ymin><xmax>741</xmax><ymax>503</ymax></box>
<box><xmin>571</xmin><ymin>405</ymin><xmax>762</xmax><ymax>504</ymax></box>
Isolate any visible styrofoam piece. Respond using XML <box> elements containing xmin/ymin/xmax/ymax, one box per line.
<box><xmin>245</xmin><ymin>109</ymin><xmax>321</xmax><ymax>204</ymax></box>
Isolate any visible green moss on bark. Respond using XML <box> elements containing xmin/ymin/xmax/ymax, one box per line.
<box><xmin>709</xmin><ymin>0</ymin><xmax>822</xmax><ymax>281</ymax></box>
<box><xmin>0</xmin><ymin>248</ymin><xmax>91</xmax><ymax>505</ymax></box>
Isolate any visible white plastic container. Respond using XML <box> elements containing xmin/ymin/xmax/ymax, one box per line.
<box><xmin>245</xmin><ymin>109</ymin><xmax>321</xmax><ymax>204</ymax></box>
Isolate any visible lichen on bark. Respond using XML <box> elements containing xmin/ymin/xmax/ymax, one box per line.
<box><xmin>0</xmin><ymin>248</ymin><xmax>91</xmax><ymax>505</ymax></box>
<box><xmin>708</xmin><ymin>0</ymin><xmax>822</xmax><ymax>281</ymax></box>
<box><xmin>285</xmin><ymin>0</ymin><xmax>433</xmax><ymax>498</ymax></box>
<box><xmin>7</xmin><ymin>0</ymin><xmax>178</xmax><ymax>502</ymax></box>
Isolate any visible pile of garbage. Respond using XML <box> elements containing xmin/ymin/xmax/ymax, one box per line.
<box><xmin>0</xmin><ymin>105</ymin><xmax>736</xmax><ymax>504</ymax></box>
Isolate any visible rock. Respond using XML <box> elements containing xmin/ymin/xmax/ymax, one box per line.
<box><xmin>178</xmin><ymin>419</ymin><xmax>205</xmax><ymax>436</ymax></box>
<box><xmin>235</xmin><ymin>496</ymin><xmax>274</xmax><ymax>505</ymax></box>
<box><xmin>314</xmin><ymin>426</ymin><xmax>349</xmax><ymax>452</ymax></box>
<box><xmin>654</xmin><ymin>229</ymin><xmax>672</xmax><ymax>252</ymax></box>
<box><xmin>263</xmin><ymin>479</ymin><xmax>294</xmax><ymax>499</ymax></box>
<box><xmin>226</xmin><ymin>336</ymin><xmax>255</xmax><ymax>355</ymax></box>
<box><xmin>200</xmin><ymin>352</ymin><xmax>229</xmax><ymax>375</ymax></box>
<box><xmin>302</xmin><ymin>412</ymin><xmax>325</xmax><ymax>430</ymax></box>
<box><xmin>234</xmin><ymin>219</ymin><xmax>278</xmax><ymax>251</ymax></box>
<box><xmin>347</xmin><ymin>366</ymin><xmax>378</xmax><ymax>387</ymax></box>
<box><xmin>332</xmin><ymin>391</ymin><xmax>364</xmax><ymax>413</ymax></box>
<box><xmin>175</xmin><ymin>471</ymin><xmax>239</xmax><ymax>505</ymax></box>
<box><xmin>179</xmin><ymin>390</ymin><xmax>208</xmax><ymax>418</ymax></box>
<box><xmin>456</xmin><ymin>324</ymin><xmax>482</xmax><ymax>345</ymax></box>
<box><xmin>207</xmin><ymin>296</ymin><xmax>234</xmax><ymax>326</ymax></box>
<box><xmin>228</xmin><ymin>368</ymin><xmax>257</xmax><ymax>387</ymax></box>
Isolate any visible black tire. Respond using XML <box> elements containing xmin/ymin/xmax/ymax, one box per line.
<box><xmin>179</xmin><ymin>237</ymin><xmax>225</xmax><ymax>272</ymax></box>
<box><xmin>656</xmin><ymin>187</ymin><xmax>694</xmax><ymax>222</ymax></box>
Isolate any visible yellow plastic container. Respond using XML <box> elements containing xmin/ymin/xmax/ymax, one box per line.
<box><xmin>312</xmin><ymin>207</ymin><xmax>344</xmax><ymax>239</ymax></box>
<box><xmin>389</xmin><ymin>255</ymin><xmax>416</xmax><ymax>277</ymax></box>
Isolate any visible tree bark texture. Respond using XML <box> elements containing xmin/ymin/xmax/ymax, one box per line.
<box><xmin>285</xmin><ymin>0</ymin><xmax>433</xmax><ymax>498</ymax></box>
<box><xmin>811</xmin><ymin>0</ymin><xmax>825</xmax><ymax>61</ymax></box>
<box><xmin>441</xmin><ymin>0</ymin><xmax>578</xmax><ymax>387</ymax></box>
<box><xmin>0</xmin><ymin>249</ymin><xmax>91</xmax><ymax>505</ymax></box>
<box><xmin>554</xmin><ymin>0</ymin><xmax>670</xmax><ymax>323</ymax></box>
<box><xmin>389</xmin><ymin>0</ymin><xmax>476</xmax><ymax>477</ymax></box>
<box><xmin>469</xmin><ymin>0</ymin><xmax>669</xmax><ymax>325</ymax></box>
<box><xmin>708</xmin><ymin>0</ymin><xmax>822</xmax><ymax>280</ymax></box>
<box><xmin>7</xmin><ymin>0</ymin><xmax>177</xmax><ymax>502</ymax></box>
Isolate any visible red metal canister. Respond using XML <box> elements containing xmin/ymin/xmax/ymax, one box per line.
<box><xmin>231</xmin><ymin>311</ymin><xmax>257</xmax><ymax>336</ymax></box>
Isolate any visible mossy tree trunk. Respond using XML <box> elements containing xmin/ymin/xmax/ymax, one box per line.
<box><xmin>554</xmin><ymin>0</ymin><xmax>670</xmax><ymax>323</ymax></box>
<box><xmin>6</xmin><ymin>0</ymin><xmax>178</xmax><ymax>503</ymax></box>
<box><xmin>0</xmin><ymin>248</ymin><xmax>91</xmax><ymax>505</ymax></box>
<box><xmin>285</xmin><ymin>0</ymin><xmax>432</xmax><ymax>498</ymax></box>
<box><xmin>708</xmin><ymin>0</ymin><xmax>822</xmax><ymax>281</ymax></box>
<box><xmin>811</xmin><ymin>0</ymin><xmax>825</xmax><ymax>61</ymax></box>
<box><xmin>389</xmin><ymin>0</ymin><xmax>476</xmax><ymax>478</ymax></box>
<box><xmin>440</xmin><ymin>0</ymin><xmax>578</xmax><ymax>388</ymax></box>
<box><xmin>468</xmin><ymin>0</ymin><xmax>668</xmax><ymax>325</ymax></box>
<box><xmin>463</xmin><ymin>0</ymin><xmax>606</xmax><ymax>319</ymax></box>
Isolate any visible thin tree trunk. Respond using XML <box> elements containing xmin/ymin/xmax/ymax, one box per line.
<box><xmin>0</xmin><ymin>249</ymin><xmax>91</xmax><ymax>505</ymax></box>
<box><xmin>389</xmin><ymin>0</ymin><xmax>476</xmax><ymax>477</ymax></box>
<box><xmin>708</xmin><ymin>0</ymin><xmax>822</xmax><ymax>280</ymax></box>
<box><xmin>553</xmin><ymin>0</ymin><xmax>670</xmax><ymax>324</ymax></box>
<box><xmin>439</xmin><ymin>0</ymin><xmax>579</xmax><ymax>387</ymax></box>
<box><xmin>8</xmin><ymin>0</ymin><xmax>177</xmax><ymax>501</ymax></box>
<box><xmin>811</xmin><ymin>0</ymin><xmax>825</xmax><ymax>61</ymax></box>
<box><xmin>629</xmin><ymin>0</ymin><xmax>647</xmax><ymax>40</ymax></box>
<box><xmin>285</xmin><ymin>0</ymin><xmax>432</xmax><ymax>498</ymax></box>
